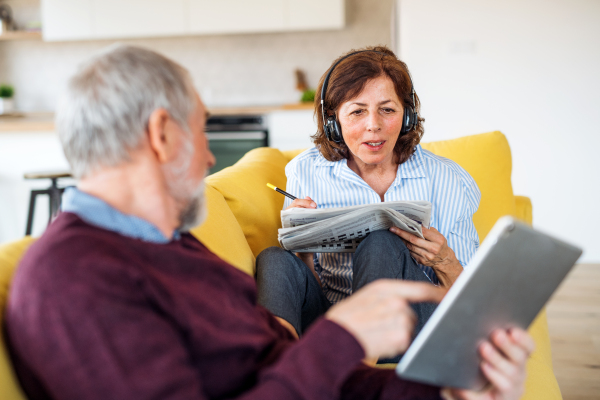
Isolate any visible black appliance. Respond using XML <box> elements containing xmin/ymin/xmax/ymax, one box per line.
<box><xmin>205</xmin><ymin>115</ymin><xmax>268</xmax><ymax>174</ymax></box>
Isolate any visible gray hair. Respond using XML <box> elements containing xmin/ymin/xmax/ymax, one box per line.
<box><xmin>56</xmin><ymin>44</ymin><xmax>197</xmax><ymax>178</ymax></box>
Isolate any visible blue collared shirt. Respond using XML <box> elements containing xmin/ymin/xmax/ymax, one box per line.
<box><xmin>284</xmin><ymin>145</ymin><xmax>481</xmax><ymax>303</ymax></box>
<box><xmin>61</xmin><ymin>187</ymin><xmax>180</xmax><ymax>243</ymax></box>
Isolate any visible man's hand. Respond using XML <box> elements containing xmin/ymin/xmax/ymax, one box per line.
<box><xmin>325</xmin><ymin>280</ymin><xmax>446</xmax><ymax>360</ymax></box>
<box><xmin>441</xmin><ymin>328</ymin><xmax>535</xmax><ymax>400</ymax></box>
<box><xmin>390</xmin><ymin>226</ymin><xmax>463</xmax><ymax>288</ymax></box>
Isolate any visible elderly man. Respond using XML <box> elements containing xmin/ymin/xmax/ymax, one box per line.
<box><xmin>6</xmin><ymin>45</ymin><xmax>533</xmax><ymax>400</ymax></box>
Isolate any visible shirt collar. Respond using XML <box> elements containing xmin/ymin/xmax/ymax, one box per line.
<box><xmin>61</xmin><ymin>187</ymin><xmax>180</xmax><ymax>243</ymax></box>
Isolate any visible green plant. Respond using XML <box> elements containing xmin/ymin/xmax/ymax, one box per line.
<box><xmin>0</xmin><ymin>84</ymin><xmax>14</xmax><ymax>98</ymax></box>
<box><xmin>300</xmin><ymin>89</ymin><xmax>315</xmax><ymax>103</ymax></box>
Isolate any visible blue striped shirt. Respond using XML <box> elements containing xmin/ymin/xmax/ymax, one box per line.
<box><xmin>284</xmin><ymin>145</ymin><xmax>481</xmax><ymax>303</ymax></box>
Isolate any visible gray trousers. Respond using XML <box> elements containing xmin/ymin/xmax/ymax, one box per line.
<box><xmin>256</xmin><ymin>230</ymin><xmax>437</xmax><ymax>363</ymax></box>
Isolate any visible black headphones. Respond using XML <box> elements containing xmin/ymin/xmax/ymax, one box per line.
<box><xmin>320</xmin><ymin>50</ymin><xmax>419</xmax><ymax>144</ymax></box>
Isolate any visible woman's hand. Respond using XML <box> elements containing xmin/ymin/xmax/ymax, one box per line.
<box><xmin>389</xmin><ymin>226</ymin><xmax>462</xmax><ymax>288</ymax></box>
<box><xmin>285</xmin><ymin>196</ymin><xmax>317</xmax><ymax>211</ymax></box>
<box><xmin>441</xmin><ymin>328</ymin><xmax>535</xmax><ymax>400</ymax></box>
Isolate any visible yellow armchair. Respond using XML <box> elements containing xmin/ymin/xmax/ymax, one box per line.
<box><xmin>0</xmin><ymin>131</ymin><xmax>561</xmax><ymax>399</ymax></box>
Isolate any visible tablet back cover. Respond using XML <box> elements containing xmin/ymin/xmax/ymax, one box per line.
<box><xmin>396</xmin><ymin>217</ymin><xmax>582</xmax><ymax>389</ymax></box>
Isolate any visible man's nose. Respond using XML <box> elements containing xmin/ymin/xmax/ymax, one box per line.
<box><xmin>207</xmin><ymin>149</ymin><xmax>216</xmax><ymax>169</ymax></box>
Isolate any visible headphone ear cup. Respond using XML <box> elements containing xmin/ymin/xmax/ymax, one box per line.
<box><xmin>325</xmin><ymin>118</ymin><xmax>343</xmax><ymax>143</ymax></box>
<box><xmin>324</xmin><ymin>122</ymin><xmax>332</xmax><ymax>141</ymax></box>
<box><xmin>412</xmin><ymin>111</ymin><xmax>419</xmax><ymax>132</ymax></box>
<box><xmin>331</xmin><ymin>120</ymin><xmax>343</xmax><ymax>143</ymax></box>
<box><xmin>401</xmin><ymin>106</ymin><xmax>417</xmax><ymax>135</ymax></box>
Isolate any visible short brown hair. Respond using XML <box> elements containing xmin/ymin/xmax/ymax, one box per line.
<box><xmin>312</xmin><ymin>45</ymin><xmax>424</xmax><ymax>164</ymax></box>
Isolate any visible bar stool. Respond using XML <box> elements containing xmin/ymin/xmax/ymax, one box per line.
<box><xmin>24</xmin><ymin>171</ymin><xmax>72</xmax><ymax>236</ymax></box>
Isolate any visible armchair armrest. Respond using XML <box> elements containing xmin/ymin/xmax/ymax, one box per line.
<box><xmin>515</xmin><ymin>196</ymin><xmax>533</xmax><ymax>225</ymax></box>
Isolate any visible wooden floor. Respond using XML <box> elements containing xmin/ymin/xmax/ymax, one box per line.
<box><xmin>546</xmin><ymin>263</ymin><xmax>600</xmax><ymax>400</ymax></box>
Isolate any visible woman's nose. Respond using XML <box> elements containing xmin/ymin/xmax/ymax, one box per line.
<box><xmin>366</xmin><ymin>112</ymin><xmax>382</xmax><ymax>132</ymax></box>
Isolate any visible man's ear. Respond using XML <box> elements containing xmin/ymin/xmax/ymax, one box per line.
<box><xmin>147</xmin><ymin>108</ymin><xmax>178</xmax><ymax>164</ymax></box>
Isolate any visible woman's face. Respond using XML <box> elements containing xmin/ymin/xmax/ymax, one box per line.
<box><xmin>337</xmin><ymin>75</ymin><xmax>404</xmax><ymax>167</ymax></box>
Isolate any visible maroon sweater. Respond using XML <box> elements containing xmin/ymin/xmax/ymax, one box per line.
<box><xmin>6</xmin><ymin>213</ymin><xmax>441</xmax><ymax>400</ymax></box>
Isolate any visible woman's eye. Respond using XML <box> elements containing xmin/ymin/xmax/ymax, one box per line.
<box><xmin>382</xmin><ymin>108</ymin><xmax>396</xmax><ymax>114</ymax></box>
<box><xmin>351</xmin><ymin>109</ymin><xmax>363</xmax><ymax>116</ymax></box>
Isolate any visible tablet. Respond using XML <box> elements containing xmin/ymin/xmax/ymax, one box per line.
<box><xmin>396</xmin><ymin>216</ymin><xmax>582</xmax><ymax>389</ymax></box>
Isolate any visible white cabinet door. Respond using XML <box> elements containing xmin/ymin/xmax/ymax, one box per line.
<box><xmin>41</xmin><ymin>0</ymin><xmax>93</xmax><ymax>41</ymax></box>
<box><xmin>41</xmin><ymin>0</ymin><xmax>344</xmax><ymax>41</ymax></box>
<box><xmin>287</xmin><ymin>0</ymin><xmax>345</xmax><ymax>30</ymax></box>
<box><xmin>92</xmin><ymin>0</ymin><xmax>186</xmax><ymax>39</ymax></box>
<box><xmin>188</xmin><ymin>0</ymin><xmax>285</xmax><ymax>34</ymax></box>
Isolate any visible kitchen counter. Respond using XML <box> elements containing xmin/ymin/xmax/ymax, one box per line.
<box><xmin>0</xmin><ymin>103</ymin><xmax>314</xmax><ymax>133</ymax></box>
<box><xmin>0</xmin><ymin>112</ymin><xmax>55</xmax><ymax>132</ymax></box>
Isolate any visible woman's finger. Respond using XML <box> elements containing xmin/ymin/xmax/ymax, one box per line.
<box><xmin>285</xmin><ymin>196</ymin><xmax>317</xmax><ymax>210</ymax></box>
<box><xmin>406</xmin><ymin>242</ymin><xmax>433</xmax><ymax>261</ymax></box>
<box><xmin>422</xmin><ymin>226</ymin><xmax>445</xmax><ymax>243</ymax></box>
<box><xmin>409</xmin><ymin>250</ymin><xmax>427</xmax><ymax>265</ymax></box>
<box><xmin>391</xmin><ymin>227</ymin><xmax>438</xmax><ymax>254</ymax></box>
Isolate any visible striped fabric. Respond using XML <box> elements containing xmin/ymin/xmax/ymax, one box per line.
<box><xmin>284</xmin><ymin>145</ymin><xmax>481</xmax><ymax>303</ymax></box>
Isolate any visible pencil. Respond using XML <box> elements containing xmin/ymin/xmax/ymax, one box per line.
<box><xmin>267</xmin><ymin>183</ymin><xmax>297</xmax><ymax>201</ymax></box>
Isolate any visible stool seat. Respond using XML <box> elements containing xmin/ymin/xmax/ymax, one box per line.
<box><xmin>24</xmin><ymin>171</ymin><xmax>72</xmax><ymax>180</ymax></box>
<box><xmin>23</xmin><ymin>171</ymin><xmax>73</xmax><ymax>236</ymax></box>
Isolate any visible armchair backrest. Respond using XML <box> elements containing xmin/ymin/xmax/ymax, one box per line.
<box><xmin>199</xmin><ymin>131</ymin><xmax>519</xmax><ymax>264</ymax></box>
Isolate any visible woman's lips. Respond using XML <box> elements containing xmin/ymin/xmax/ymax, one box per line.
<box><xmin>362</xmin><ymin>140</ymin><xmax>386</xmax><ymax>151</ymax></box>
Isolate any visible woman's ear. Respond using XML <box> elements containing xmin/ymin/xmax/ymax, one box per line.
<box><xmin>147</xmin><ymin>108</ymin><xmax>178</xmax><ymax>164</ymax></box>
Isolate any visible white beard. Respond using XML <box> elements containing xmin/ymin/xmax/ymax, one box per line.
<box><xmin>162</xmin><ymin>137</ymin><xmax>208</xmax><ymax>232</ymax></box>
<box><xmin>177</xmin><ymin>180</ymin><xmax>207</xmax><ymax>232</ymax></box>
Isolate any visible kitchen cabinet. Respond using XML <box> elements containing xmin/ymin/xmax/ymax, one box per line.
<box><xmin>40</xmin><ymin>0</ymin><xmax>345</xmax><ymax>42</ymax></box>
<box><xmin>41</xmin><ymin>0</ymin><xmax>93</xmax><ymax>41</ymax></box>
<box><xmin>189</xmin><ymin>0</ymin><xmax>285</xmax><ymax>35</ymax></box>
<box><xmin>288</xmin><ymin>0</ymin><xmax>344</xmax><ymax>30</ymax></box>
<box><xmin>92</xmin><ymin>0</ymin><xmax>187</xmax><ymax>39</ymax></box>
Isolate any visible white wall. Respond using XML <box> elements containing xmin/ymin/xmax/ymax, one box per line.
<box><xmin>398</xmin><ymin>0</ymin><xmax>600</xmax><ymax>262</ymax></box>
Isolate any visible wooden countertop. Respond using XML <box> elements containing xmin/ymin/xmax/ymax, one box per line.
<box><xmin>0</xmin><ymin>103</ymin><xmax>315</xmax><ymax>133</ymax></box>
<box><xmin>0</xmin><ymin>112</ymin><xmax>55</xmax><ymax>132</ymax></box>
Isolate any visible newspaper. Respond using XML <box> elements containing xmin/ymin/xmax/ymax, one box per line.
<box><xmin>278</xmin><ymin>201</ymin><xmax>432</xmax><ymax>253</ymax></box>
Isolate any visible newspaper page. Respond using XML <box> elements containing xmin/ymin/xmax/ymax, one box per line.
<box><xmin>278</xmin><ymin>201</ymin><xmax>432</xmax><ymax>253</ymax></box>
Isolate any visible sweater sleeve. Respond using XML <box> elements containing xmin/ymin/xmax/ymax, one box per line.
<box><xmin>231</xmin><ymin>318</ymin><xmax>442</xmax><ymax>400</ymax></box>
<box><xmin>234</xmin><ymin>318</ymin><xmax>365</xmax><ymax>399</ymax></box>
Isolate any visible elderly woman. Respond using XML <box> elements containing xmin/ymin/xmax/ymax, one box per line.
<box><xmin>257</xmin><ymin>46</ymin><xmax>480</xmax><ymax>345</ymax></box>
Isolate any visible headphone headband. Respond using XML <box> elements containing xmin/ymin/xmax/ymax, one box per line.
<box><xmin>320</xmin><ymin>49</ymin><xmax>418</xmax><ymax>143</ymax></box>
<box><xmin>320</xmin><ymin>50</ymin><xmax>416</xmax><ymax>123</ymax></box>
